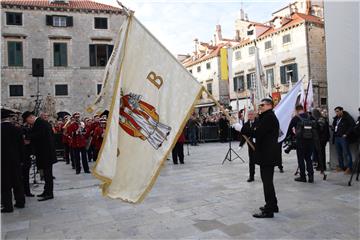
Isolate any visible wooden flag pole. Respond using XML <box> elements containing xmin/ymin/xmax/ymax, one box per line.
<box><xmin>202</xmin><ymin>87</ymin><xmax>255</xmax><ymax>151</ymax></box>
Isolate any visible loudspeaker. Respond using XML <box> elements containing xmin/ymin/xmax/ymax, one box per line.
<box><xmin>32</xmin><ymin>58</ymin><xmax>44</xmax><ymax>77</ymax></box>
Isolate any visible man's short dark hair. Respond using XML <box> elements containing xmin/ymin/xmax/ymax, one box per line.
<box><xmin>295</xmin><ymin>105</ymin><xmax>304</xmax><ymax>111</ymax></box>
<box><xmin>22</xmin><ymin>111</ymin><xmax>34</xmax><ymax>122</ymax></box>
<box><xmin>261</xmin><ymin>98</ymin><xmax>274</xmax><ymax>106</ymax></box>
<box><xmin>334</xmin><ymin>106</ymin><xmax>343</xmax><ymax>111</ymax></box>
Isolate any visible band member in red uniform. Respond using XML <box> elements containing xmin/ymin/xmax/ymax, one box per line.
<box><xmin>67</xmin><ymin>113</ymin><xmax>90</xmax><ymax>174</ymax></box>
<box><xmin>62</xmin><ymin>115</ymin><xmax>73</xmax><ymax>167</ymax></box>
<box><xmin>92</xmin><ymin>119</ymin><xmax>107</xmax><ymax>161</ymax></box>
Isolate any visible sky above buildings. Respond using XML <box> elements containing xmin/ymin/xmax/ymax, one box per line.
<box><xmin>96</xmin><ymin>0</ymin><xmax>291</xmax><ymax>55</ymax></box>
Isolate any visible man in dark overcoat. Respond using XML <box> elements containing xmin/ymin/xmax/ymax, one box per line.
<box><xmin>1</xmin><ymin>109</ymin><xmax>26</xmax><ymax>212</ymax></box>
<box><xmin>253</xmin><ymin>98</ymin><xmax>280</xmax><ymax>218</ymax></box>
<box><xmin>22</xmin><ymin>111</ymin><xmax>56</xmax><ymax>201</ymax></box>
<box><xmin>239</xmin><ymin>109</ymin><xmax>258</xmax><ymax>182</ymax></box>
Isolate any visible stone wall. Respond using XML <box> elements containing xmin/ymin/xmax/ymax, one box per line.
<box><xmin>1</xmin><ymin>7</ymin><xmax>125</xmax><ymax>117</ymax></box>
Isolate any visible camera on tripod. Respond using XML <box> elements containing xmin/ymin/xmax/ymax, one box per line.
<box><xmin>283</xmin><ymin>135</ymin><xmax>296</xmax><ymax>154</ymax></box>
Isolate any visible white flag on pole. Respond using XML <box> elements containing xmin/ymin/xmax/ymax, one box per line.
<box><xmin>92</xmin><ymin>15</ymin><xmax>202</xmax><ymax>203</ymax></box>
<box><xmin>274</xmin><ymin>79</ymin><xmax>303</xmax><ymax>142</ymax></box>
<box><xmin>254</xmin><ymin>46</ymin><xmax>266</xmax><ymax>104</ymax></box>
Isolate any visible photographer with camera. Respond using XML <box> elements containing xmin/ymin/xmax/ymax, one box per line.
<box><xmin>289</xmin><ymin>105</ymin><xmax>315</xmax><ymax>183</ymax></box>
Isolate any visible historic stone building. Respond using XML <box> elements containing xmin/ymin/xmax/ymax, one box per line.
<box><xmin>180</xmin><ymin>25</ymin><xmax>240</xmax><ymax>110</ymax></box>
<box><xmin>182</xmin><ymin>0</ymin><xmax>327</xmax><ymax>112</ymax></box>
<box><xmin>1</xmin><ymin>0</ymin><xmax>125</xmax><ymax>116</ymax></box>
<box><xmin>230</xmin><ymin>6</ymin><xmax>327</xmax><ymax>109</ymax></box>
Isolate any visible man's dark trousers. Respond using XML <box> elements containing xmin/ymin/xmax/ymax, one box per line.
<box><xmin>296</xmin><ymin>140</ymin><xmax>314</xmax><ymax>178</ymax></box>
<box><xmin>43</xmin><ymin>166</ymin><xmax>53</xmax><ymax>196</ymax></box>
<box><xmin>74</xmin><ymin>147</ymin><xmax>89</xmax><ymax>173</ymax></box>
<box><xmin>249</xmin><ymin>150</ymin><xmax>255</xmax><ymax>179</ymax></box>
<box><xmin>172</xmin><ymin>142</ymin><xmax>184</xmax><ymax>164</ymax></box>
<box><xmin>260</xmin><ymin>165</ymin><xmax>277</xmax><ymax>212</ymax></box>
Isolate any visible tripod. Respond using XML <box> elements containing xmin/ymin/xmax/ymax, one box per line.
<box><xmin>222</xmin><ymin>124</ymin><xmax>245</xmax><ymax>164</ymax></box>
<box><xmin>348</xmin><ymin>150</ymin><xmax>360</xmax><ymax>186</ymax></box>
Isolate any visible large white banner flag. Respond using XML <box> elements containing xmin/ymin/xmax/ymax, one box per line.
<box><xmin>93</xmin><ymin>15</ymin><xmax>202</xmax><ymax>203</ymax></box>
<box><xmin>274</xmin><ymin>79</ymin><xmax>303</xmax><ymax>142</ymax></box>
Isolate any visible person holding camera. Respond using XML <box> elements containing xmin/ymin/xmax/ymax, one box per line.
<box><xmin>239</xmin><ymin>110</ymin><xmax>257</xmax><ymax>182</ymax></box>
<box><xmin>289</xmin><ymin>105</ymin><xmax>315</xmax><ymax>183</ymax></box>
<box><xmin>332</xmin><ymin>106</ymin><xmax>355</xmax><ymax>174</ymax></box>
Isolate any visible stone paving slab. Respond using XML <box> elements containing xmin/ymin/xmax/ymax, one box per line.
<box><xmin>1</xmin><ymin>142</ymin><xmax>360</xmax><ymax>239</ymax></box>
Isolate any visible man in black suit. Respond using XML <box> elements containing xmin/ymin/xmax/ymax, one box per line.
<box><xmin>239</xmin><ymin>110</ymin><xmax>257</xmax><ymax>182</ymax></box>
<box><xmin>253</xmin><ymin>98</ymin><xmax>280</xmax><ymax>218</ymax></box>
<box><xmin>22</xmin><ymin>111</ymin><xmax>56</xmax><ymax>201</ymax></box>
<box><xmin>1</xmin><ymin>109</ymin><xmax>26</xmax><ymax>212</ymax></box>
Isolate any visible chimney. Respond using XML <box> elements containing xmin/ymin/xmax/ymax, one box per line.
<box><xmin>235</xmin><ymin>30</ymin><xmax>240</xmax><ymax>41</ymax></box>
<box><xmin>245</xmin><ymin>13</ymin><xmax>249</xmax><ymax>21</ymax></box>
<box><xmin>193</xmin><ymin>38</ymin><xmax>199</xmax><ymax>54</ymax></box>
<box><xmin>215</xmin><ymin>25</ymin><xmax>222</xmax><ymax>44</ymax></box>
<box><xmin>240</xmin><ymin>8</ymin><xmax>245</xmax><ymax>20</ymax></box>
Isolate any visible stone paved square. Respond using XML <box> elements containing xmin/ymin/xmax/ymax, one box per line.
<box><xmin>1</xmin><ymin>142</ymin><xmax>359</xmax><ymax>239</ymax></box>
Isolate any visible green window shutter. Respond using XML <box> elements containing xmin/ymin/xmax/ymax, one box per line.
<box><xmin>8</xmin><ymin>42</ymin><xmax>16</xmax><ymax>66</ymax></box>
<box><xmin>233</xmin><ymin>77</ymin><xmax>238</xmax><ymax>91</ymax></box>
<box><xmin>280</xmin><ymin>66</ymin><xmax>286</xmax><ymax>84</ymax></box>
<box><xmin>16</xmin><ymin>42</ymin><xmax>23</xmax><ymax>66</ymax></box>
<box><xmin>89</xmin><ymin>45</ymin><xmax>96</xmax><ymax>66</ymax></box>
<box><xmin>54</xmin><ymin>43</ymin><xmax>60</xmax><ymax>66</ymax></box>
<box><xmin>8</xmin><ymin>42</ymin><xmax>23</xmax><ymax>66</ymax></box>
<box><xmin>247</xmin><ymin>74</ymin><xmax>252</xmax><ymax>89</ymax></box>
<box><xmin>46</xmin><ymin>15</ymin><xmax>53</xmax><ymax>26</ymax></box>
<box><xmin>292</xmin><ymin>63</ymin><xmax>298</xmax><ymax>82</ymax></box>
<box><xmin>67</xmin><ymin>16</ymin><xmax>73</xmax><ymax>27</ymax></box>
<box><xmin>61</xmin><ymin>43</ymin><xmax>67</xmax><ymax>66</ymax></box>
<box><xmin>107</xmin><ymin>45</ymin><xmax>114</xmax><ymax>60</ymax></box>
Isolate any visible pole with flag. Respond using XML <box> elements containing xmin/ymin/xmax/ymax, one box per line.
<box><xmin>274</xmin><ymin>75</ymin><xmax>305</xmax><ymax>142</ymax></box>
<box><xmin>254</xmin><ymin>43</ymin><xmax>267</xmax><ymax>106</ymax></box>
<box><xmin>91</xmin><ymin>13</ymin><xmax>203</xmax><ymax>203</ymax></box>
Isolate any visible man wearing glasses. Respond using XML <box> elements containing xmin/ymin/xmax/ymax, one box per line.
<box><xmin>253</xmin><ymin>98</ymin><xmax>280</xmax><ymax>218</ymax></box>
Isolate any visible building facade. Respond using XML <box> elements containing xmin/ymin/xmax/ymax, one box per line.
<box><xmin>1</xmin><ymin>0</ymin><xmax>125</xmax><ymax>116</ymax></box>
<box><xmin>180</xmin><ymin>26</ymin><xmax>239</xmax><ymax>111</ymax></box>
<box><xmin>230</xmin><ymin>11</ymin><xmax>327</xmax><ymax>109</ymax></box>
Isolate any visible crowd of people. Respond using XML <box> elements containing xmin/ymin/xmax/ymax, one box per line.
<box><xmin>1</xmin><ymin>104</ymin><xmax>359</xmax><ymax>216</ymax></box>
<box><xmin>1</xmin><ymin>109</ymin><xmax>107</xmax><ymax>213</ymax></box>
<box><xmin>238</xmin><ymin>103</ymin><xmax>360</xmax><ymax>218</ymax></box>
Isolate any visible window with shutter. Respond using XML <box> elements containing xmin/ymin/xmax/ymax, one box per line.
<box><xmin>55</xmin><ymin>84</ymin><xmax>68</xmax><ymax>96</ymax></box>
<box><xmin>266</xmin><ymin>68</ymin><xmax>274</xmax><ymax>87</ymax></box>
<box><xmin>247</xmin><ymin>73</ymin><xmax>253</xmax><ymax>89</ymax></box>
<box><xmin>207</xmin><ymin>83</ymin><xmax>212</xmax><ymax>94</ymax></box>
<box><xmin>280</xmin><ymin>66</ymin><xmax>286</xmax><ymax>84</ymax></box>
<box><xmin>53</xmin><ymin>16</ymin><xmax>67</xmax><ymax>27</ymax></box>
<box><xmin>8</xmin><ymin>42</ymin><xmax>23</xmax><ymax>67</ymax></box>
<box><xmin>9</xmin><ymin>85</ymin><xmax>23</xmax><ymax>97</ymax></box>
<box><xmin>282</xmin><ymin>34</ymin><xmax>291</xmax><ymax>44</ymax></box>
<box><xmin>46</xmin><ymin>15</ymin><xmax>53</xmax><ymax>26</ymax></box>
<box><xmin>54</xmin><ymin>43</ymin><xmax>67</xmax><ymax>67</ymax></box>
<box><xmin>89</xmin><ymin>44</ymin><xmax>114</xmax><ymax>67</ymax></box>
<box><xmin>94</xmin><ymin>17</ymin><xmax>108</xmax><ymax>29</ymax></box>
<box><xmin>67</xmin><ymin>16</ymin><xmax>73</xmax><ymax>27</ymax></box>
<box><xmin>280</xmin><ymin>63</ymin><xmax>298</xmax><ymax>84</ymax></box>
<box><xmin>6</xmin><ymin>12</ymin><xmax>22</xmax><ymax>25</ymax></box>
<box><xmin>233</xmin><ymin>77</ymin><xmax>238</xmax><ymax>92</ymax></box>
<box><xmin>265</xmin><ymin>40</ymin><xmax>272</xmax><ymax>50</ymax></box>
